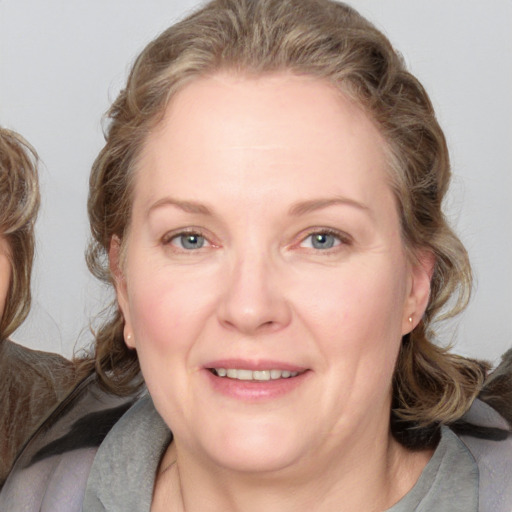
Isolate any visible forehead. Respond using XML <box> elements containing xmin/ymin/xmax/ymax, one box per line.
<box><xmin>135</xmin><ymin>72</ymin><xmax>391</xmax><ymax>210</ymax></box>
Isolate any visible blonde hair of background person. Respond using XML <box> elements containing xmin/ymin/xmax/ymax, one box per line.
<box><xmin>0</xmin><ymin>128</ymin><xmax>76</xmax><ymax>486</ymax></box>
<box><xmin>83</xmin><ymin>0</ymin><xmax>488</xmax><ymax>441</ymax></box>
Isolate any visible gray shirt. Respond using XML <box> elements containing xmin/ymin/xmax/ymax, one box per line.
<box><xmin>83</xmin><ymin>396</ymin><xmax>479</xmax><ymax>512</ymax></box>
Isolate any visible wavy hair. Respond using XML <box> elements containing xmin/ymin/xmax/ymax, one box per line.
<box><xmin>82</xmin><ymin>0</ymin><xmax>487</xmax><ymax>445</ymax></box>
<box><xmin>0</xmin><ymin>128</ymin><xmax>40</xmax><ymax>339</ymax></box>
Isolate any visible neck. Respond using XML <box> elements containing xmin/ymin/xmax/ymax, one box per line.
<box><xmin>152</xmin><ymin>427</ymin><xmax>433</xmax><ymax>512</ymax></box>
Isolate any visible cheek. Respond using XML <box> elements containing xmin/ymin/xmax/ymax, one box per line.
<box><xmin>310</xmin><ymin>266</ymin><xmax>407</xmax><ymax>422</ymax></box>
<box><xmin>128</xmin><ymin>274</ymin><xmax>199</xmax><ymax>350</ymax></box>
<box><xmin>300</xmin><ymin>259</ymin><xmax>407</xmax><ymax>334</ymax></box>
<box><xmin>295</xmin><ymin>258</ymin><xmax>408</xmax><ymax>381</ymax></box>
<box><xmin>124</xmin><ymin>261</ymin><xmax>220</xmax><ymax>376</ymax></box>
<box><xmin>124</xmin><ymin>271</ymin><xmax>200</xmax><ymax>414</ymax></box>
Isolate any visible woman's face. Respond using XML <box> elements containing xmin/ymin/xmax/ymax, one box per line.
<box><xmin>115</xmin><ymin>73</ymin><xmax>432</xmax><ymax>473</ymax></box>
<box><xmin>0</xmin><ymin>236</ymin><xmax>11</xmax><ymax>320</ymax></box>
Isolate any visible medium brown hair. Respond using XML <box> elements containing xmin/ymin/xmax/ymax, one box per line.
<box><xmin>84</xmin><ymin>0</ymin><xmax>487</xmax><ymax>444</ymax></box>
<box><xmin>0</xmin><ymin>128</ymin><xmax>40</xmax><ymax>339</ymax></box>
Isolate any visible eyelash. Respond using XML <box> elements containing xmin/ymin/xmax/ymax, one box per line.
<box><xmin>297</xmin><ymin>228</ymin><xmax>352</xmax><ymax>252</ymax></box>
<box><xmin>162</xmin><ymin>229</ymin><xmax>212</xmax><ymax>251</ymax></box>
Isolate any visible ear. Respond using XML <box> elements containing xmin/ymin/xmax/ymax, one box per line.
<box><xmin>402</xmin><ymin>248</ymin><xmax>435</xmax><ymax>335</ymax></box>
<box><xmin>109</xmin><ymin>235</ymin><xmax>135</xmax><ymax>349</ymax></box>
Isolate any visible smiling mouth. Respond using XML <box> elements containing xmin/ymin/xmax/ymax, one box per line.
<box><xmin>209</xmin><ymin>368</ymin><xmax>305</xmax><ymax>381</ymax></box>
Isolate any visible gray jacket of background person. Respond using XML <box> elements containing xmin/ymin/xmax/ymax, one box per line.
<box><xmin>0</xmin><ymin>351</ymin><xmax>511</xmax><ymax>511</ymax></box>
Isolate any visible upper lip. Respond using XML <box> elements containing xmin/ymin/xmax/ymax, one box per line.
<box><xmin>203</xmin><ymin>359</ymin><xmax>308</xmax><ymax>372</ymax></box>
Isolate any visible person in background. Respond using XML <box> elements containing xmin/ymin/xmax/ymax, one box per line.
<box><xmin>0</xmin><ymin>128</ymin><xmax>77</xmax><ymax>487</ymax></box>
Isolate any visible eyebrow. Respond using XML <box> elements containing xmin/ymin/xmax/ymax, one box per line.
<box><xmin>147</xmin><ymin>196</ymin><xmax>370</xmax><ymax>218</ymax></box>
<box><xmin>148</xmin><ymin>198</ymin><xmax>212</xmax><ymax>216</ymax></box>
<box><xmin>288</xmin><ymin>197</ymin><xmax>371</xmax><ymax>216</ymax></box>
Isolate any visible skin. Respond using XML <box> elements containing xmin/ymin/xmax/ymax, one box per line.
<box><xmin>0</xmin><ymin>237</ymin><xmax>11</xmax><ymax>320</ymax></box>
<box><xmin>112</xmin><ymin>73</ymin><xmax>434</xmax><ymax>512</ymax></box>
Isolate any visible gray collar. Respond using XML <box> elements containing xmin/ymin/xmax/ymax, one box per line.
<box><xmin>83</xmin><ymin>395</ymin><xmax>171</xmax><ymax>512</ymax></box>
<box><xmin>387</xmin><ymin>426</ymin><xmax>478</xmax><ymax>511</ymax></box>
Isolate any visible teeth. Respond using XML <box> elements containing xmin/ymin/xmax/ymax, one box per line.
<box><xmin>237</xmin><ymin>369</ymin><xmax>253</xmax><ymax>381</ymax></box>
<box><xmin>253</xmin><ymin>370</ymin><xmax>270</xmax><ymax>381</ymax></box>
<box><xmin>213</xmin><ymin>368</ymin><xmax>299</xmax><ymax>381</ymax></box>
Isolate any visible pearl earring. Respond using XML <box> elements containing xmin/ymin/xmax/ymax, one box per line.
<box><xmin>408</xmin><ymin>316</ymin><xmax>413</xmax><ymax>324</ymax></box>
<box><xmin>126</xmin><ymin>333</ymin><xmax>132</xmax><ymax>341</ymax></box>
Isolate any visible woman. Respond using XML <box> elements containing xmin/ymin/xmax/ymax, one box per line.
<box><xmin>1</xmin><ymin>0</ymin><xmax>511</xmax><ymax>510</ymax></box>
<box><xmin>0</xmin><ymin>128</ymin><xmax>78</xmax><ymax>486</ymax></box>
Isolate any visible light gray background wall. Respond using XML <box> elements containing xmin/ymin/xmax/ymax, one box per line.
<box><xmin>1</xmin><ymin>0</ymin><xmax>511</xmax><ymax>363</ymax></box>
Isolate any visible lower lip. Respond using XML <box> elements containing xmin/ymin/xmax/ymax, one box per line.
<box><xmin>204</xmin><ymin>369</ymin><xmax>310</xmax><ymax>401</ymax></box>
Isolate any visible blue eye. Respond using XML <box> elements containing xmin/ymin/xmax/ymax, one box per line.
<box><xmin>311</xmin><ymin>233</ymin><xmax>336</xmax><ymax>249</ymax></box>
<box><xmin>301</xmin><ymin>232</ymin><xmax>342</xmax><ymax>250</ymax></box>
<box><xmin>172</xmin><ymin>233</ymin><xmax>206</xmax><ymax>250</ymax></box>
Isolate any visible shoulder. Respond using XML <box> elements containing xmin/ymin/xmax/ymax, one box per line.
<box><xmin>0</xmin><ymin>339</ymin><xmax>76</xmax><ymax>401</ymax></box>
<box><xmin>0</xmin><ymin>338</ymin><xmax>72</xmax><ymax>369</ymax></box>
<box><xmin>0</xmin><ymin>339</ymin><xmax>78</xmax><ymax>484</ymax></box>
<box><xmin>0</xmin><ymin>374</ymin><xmax>139</xmax><ymax>511</ymax></box>
<box><xmin>452</xmin><ymin>399</ymin><xmax>512</xmax><ymax>512</ymax></box>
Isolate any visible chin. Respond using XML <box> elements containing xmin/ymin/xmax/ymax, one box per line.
<box><xmin>196</xmin><ymin>420</ymin><xmax>308</xmax><ymax>474</ymax></box>
<box><xmin>210</xmin><ymin>444</ymin><xmax>304</xmax><ymax>474</ymax></box>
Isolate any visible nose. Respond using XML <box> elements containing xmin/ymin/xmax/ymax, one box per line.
<box><xmin>217</xmin><ymin>250</ymin><xmax>292</xmax><ymax>335</ymax></box>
